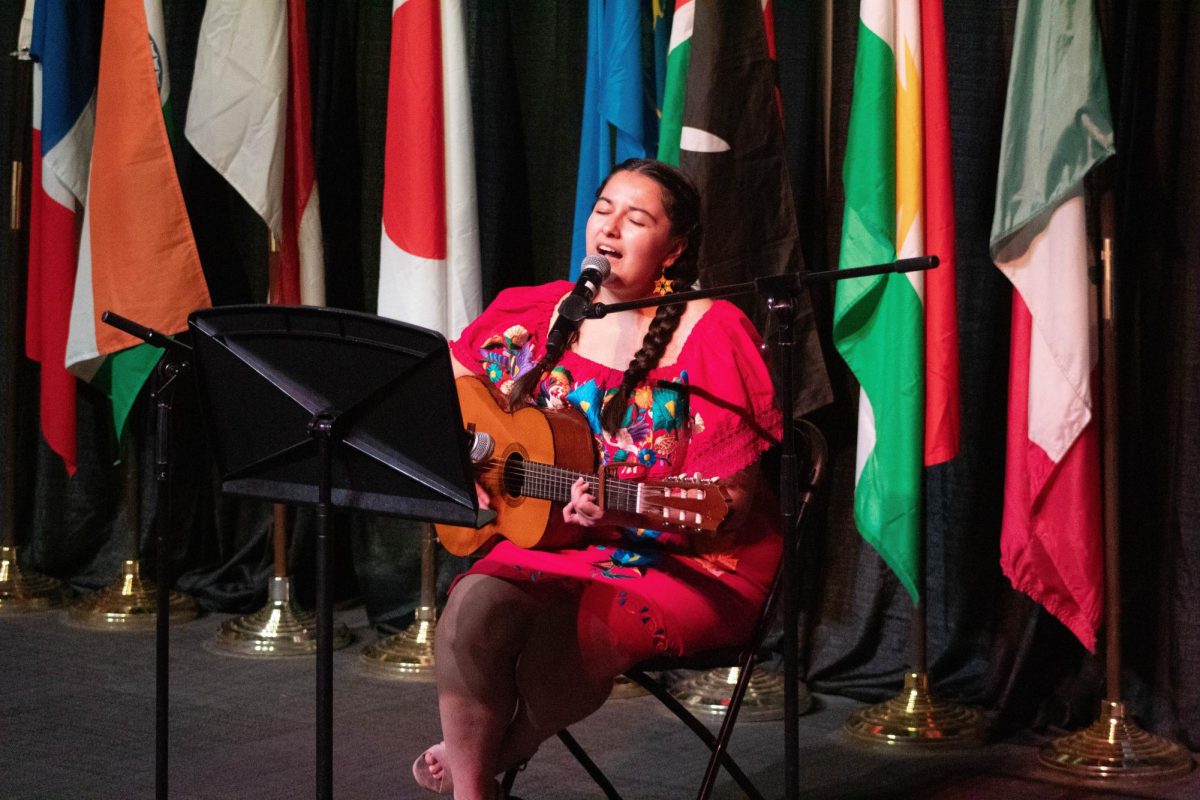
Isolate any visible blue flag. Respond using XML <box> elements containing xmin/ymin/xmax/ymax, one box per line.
<box><xmin>569</xmin><ymin>0</ymin><xmax>650</xmax><ymax>278</ymax></box>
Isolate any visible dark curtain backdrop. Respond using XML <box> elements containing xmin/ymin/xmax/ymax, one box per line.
<box><xmin>1</xmin><ymin>0</ymin><xmax>1197</xmax><ymax>748</ymax></box>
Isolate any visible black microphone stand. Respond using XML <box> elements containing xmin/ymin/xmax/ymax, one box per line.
<box><xmin>584</xmin><ymin>256</ymin><xmax>937</xmax><ymax>800</ymax></box>
<box><xmin>99</xmin><ymin>310</ymin><xmax>193</xmax><ymax>800</ymax></box>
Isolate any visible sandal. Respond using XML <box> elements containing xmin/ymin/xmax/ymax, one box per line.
<box><xmin>412</xmin><ymin>744</ymin><xmax>452</xmax><ymax>795</ymax></box>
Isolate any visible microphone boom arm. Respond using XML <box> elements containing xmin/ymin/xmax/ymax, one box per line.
<box><xmin>583</xmin><ymin>255</ymin><xmax>938</xmax><ymax>319</ymax></box>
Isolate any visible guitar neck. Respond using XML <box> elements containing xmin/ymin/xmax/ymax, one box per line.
<box><xmin>519</xmin><ymin>461</ymin><xmax>640</xmax><ymax>514</ymax></box>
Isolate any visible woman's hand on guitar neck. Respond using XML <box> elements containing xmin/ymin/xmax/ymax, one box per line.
<box><xmin>563</xmin><ymin>477</ymin><xmax>603</xmax><ymax>527</ymax></box>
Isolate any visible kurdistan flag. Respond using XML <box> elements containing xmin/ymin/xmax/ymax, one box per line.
<box><xmin>65</xmin><ymin>0</ymin><xmax>211</xmax><ymax>440</ymax></box>
<box><xmin>834</xmin><ymin>0</ymin><xmax>931</xmax><ymax>602</ymax></box>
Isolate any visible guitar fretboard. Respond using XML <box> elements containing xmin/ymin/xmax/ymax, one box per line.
<box><xmin>507</xmin><ymin>458</ymin><xmax>640</xmax><ymax>513</ymax></box>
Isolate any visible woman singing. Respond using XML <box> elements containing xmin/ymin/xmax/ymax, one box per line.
<box><xmin>413</xmin><ymin>159</ymin><xmax>783</xmax><ymax>799</ymax></box>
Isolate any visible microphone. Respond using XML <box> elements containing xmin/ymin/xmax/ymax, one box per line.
<box><xmin>465</xmin><ymin>427</ymin><xmax>495</xmax><ymax>464</ymax></box>
<box><xmin>545</xmin><ymin>254</ymin><xmax>611</xmax><ymax>353</ymax></box>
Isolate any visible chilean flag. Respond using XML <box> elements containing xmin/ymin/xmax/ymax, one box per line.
<box><xmin>26</xmin><ymin>0</ymin><xmax>101</xmax><ymax>475</ymax></box>
<box><xmin>377</xmin><ymin>0</ymin><xmax>480</xmax><ymax>337</ymax></box>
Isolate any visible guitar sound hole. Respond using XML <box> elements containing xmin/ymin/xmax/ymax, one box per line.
<box><xmin>503</xmin><ymin>453</ymin><xmax>525</xmax><ymax>498</ymax></box>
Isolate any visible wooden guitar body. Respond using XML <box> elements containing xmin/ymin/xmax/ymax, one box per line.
<box><xmin>436</xmin><ymin>375</ymin><xmax>597</xmax><ymax>556</ymax></box>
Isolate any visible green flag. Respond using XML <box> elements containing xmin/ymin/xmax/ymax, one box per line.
<box><xmin>833</xmin><ymin>1</ymin><xmax>926</xmax><ymax>602</ymax></box>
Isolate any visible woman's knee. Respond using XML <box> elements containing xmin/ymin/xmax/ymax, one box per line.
<box><xmin>438</xmin><ymin>574</ymin><xmax>537</xmax><ymax>662</ymax></box>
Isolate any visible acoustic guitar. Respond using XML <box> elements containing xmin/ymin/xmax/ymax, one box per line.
<box><xmin>435</xmin><ymin>375</ymin><xmax>731</xmax><ymax>556</ymax></box>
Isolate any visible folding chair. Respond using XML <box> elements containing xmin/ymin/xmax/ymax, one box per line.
<box><xmin>503</xmin><ymin>419</ymin><xmax>829</xmax><ymax>800</ymax></box>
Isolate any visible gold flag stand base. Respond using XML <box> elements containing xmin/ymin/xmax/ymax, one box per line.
<box><xmin>360</xmin><ymin>605</ymin><xmax>436</xmax><ymax>680</ymax></box>
<box><xmin>843</xmin><ymin>670</ymin><xmax>984</xmax><ymax>746</ymax></box>
<box><xmin>0</xmin><ymin>545</ymin><xmax>66</xmax><ymax>613</ymax></box>
<box><xmin>1039</xmin><ymin>699</ymin><xmax>1194</xmax><ymax>782</ymax></box>
<box><xmin>68</xmin><ymin>559</ymin><xmax>198</xmax><ymax>630</ymax></box>
<box><xmin>609</xmin><ymin>674</ymin><xmax>650</xmax><ymax>700</ymax></box>
<box><xmin>213</xmin><ymin>576</ymin><xmax>352</xmax><ymax>657</ymax></box>
<box><xmin>671</xmin><ymin>665</ymin><xmax>812</xmax><ymax>722</ymax></box>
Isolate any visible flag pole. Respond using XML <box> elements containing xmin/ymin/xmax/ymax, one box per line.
<box><xmin>212</xmin><ymin>233</ymin><xmax>351</xmax><ymax>657</ymax></box>
<box><xmin>0</xmin><ymin>50</ymin><xmax>65</xmax><ymax>613</ymax></box>
<box><xmin>1037</xmin><ymin>177</ymin><xmax>1192</xmax><ymax>781</ymax></box>
<box><xmin>359</xmin><ymin>524</ymin><xmax>440</xmax><ymax>679</ymax></box>
<box><xmin>842</xmin><ymin>488</ymin><xmax>984</xmax><ymax>746</ymax></box>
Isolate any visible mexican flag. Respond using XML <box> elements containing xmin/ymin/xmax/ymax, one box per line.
<box><xmin>990</xmin><ymin>0</ymin><xmax>1112</xmax><ymax>651</ymax></box>
<box><xmin>834</xmin><ymin>0</ymin><xmax>961</xmax><ymax>603</ymax></box>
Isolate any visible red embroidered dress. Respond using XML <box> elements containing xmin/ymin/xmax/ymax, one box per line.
<box><xmin>450</xmin><ymin>281</ymin><xmax>782</xmax><ymax>660</ymax></box>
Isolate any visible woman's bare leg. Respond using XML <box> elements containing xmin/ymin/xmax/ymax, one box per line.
<box><xmin>493</xmin><ymin>598</ymin><xmax>628</xmax><ymax>769</ymax></box>
<box><xmin>427</xmin><ymin>575</ymin><xmax>633</xmax><ymax>798</ymax></box>
<box><xmin>431</xmin><ymin>574</ymin><xmax>537</xmax><ymax>799</ymax></box>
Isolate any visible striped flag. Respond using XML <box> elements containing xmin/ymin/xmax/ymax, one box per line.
<box><xmin>65</xmin><ymin>0</ymin><xmax>212</xmax><ymax>441</ymax></box>
<box><xmin>185</xmin><ymin>0</ymin><xmax>325</xmax><ymax>306</ymax></box>
<box><xmin>277</xmin><ymin>0</ymin><xmax>325</xmax><ymax>305</ymax></box>
<box><xmin>675</xmin><ymin>0</ymin><xmax>832</xmax><ymax>416</ymax></box>
<box><xmin>834</xmin><ymin>0</ymin><xmax>961</xmax><ymax>603</ymax></box>
<box><xmin>17</xmin><ymin>0</ymin><xmax>33</xmax><ymax>55</ymax></box>
<box><xmin>378</xmin><ymin>0</ymin><xmax>481</xmax><ymax>337</ymax></box>
<box><xmin>990</xmin><ymin>0</ymin><xmax>1111</xmax><ymax>651</ymax></box>
<box><xmin>26</xmin><ymin>0</ymin><xmax>102</xmax><ymax>475</ymax></box>
<box><xmin>921</xmin><ymin>0</ymin><xmax>960</xmax><ymax>465</ymax></box>
<box><xmin>569</xmin><ymin>0</ymin><xmax>649</xmax><ymax>277</ymax></box>
<box><xmin>657</xmin><ymin>0</ymin><xmax>693</xmax><ymax>166</ymax></box>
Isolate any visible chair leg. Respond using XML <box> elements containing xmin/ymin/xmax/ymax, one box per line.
<box><xmin>627</xmin><ymin>670</ymin><xmax>765</xmax><ymax>800</ymax></box>
<box><xmin>557</xmin><ymin>729</ymin><xmax>623</xmax><ymax>800</ymax></box>
<box><xmin>500</xmin><ymin>765</ymin><xmax>520</xmax><ymax>795</ymax></box>
<box><xmin>696</xmin><ymin>657</ymin><xmax>764</xmax><ymax>800</ymax></box>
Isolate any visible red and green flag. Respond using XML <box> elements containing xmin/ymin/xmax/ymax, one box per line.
<box><xmin>833</xmin><ymin>0</ymin><xmax>960</xmax><ymax>603</ymax></box>
<box><xmin>990</xmin><ymin>0</ymin><xmax>1112</xmax><ymax>651</ymax></box>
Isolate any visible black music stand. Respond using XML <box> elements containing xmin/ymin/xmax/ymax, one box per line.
<box><xmin>188</xmin><ymin>305</ymin><xmax>493</xmax><ymax>800</ymax></box>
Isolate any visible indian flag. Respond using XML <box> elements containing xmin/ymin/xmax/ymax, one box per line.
<box><xmin>834</xmin><ymin>0</ymin><xmax>960</xmax><ymax>603</ymax></box>
<box><xmin>65</xmin><ymin>0</ymin><xmax>212</xmax><ymax>440</ymax></box>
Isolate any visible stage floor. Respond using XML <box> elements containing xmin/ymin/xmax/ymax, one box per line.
<box><xmin>3</xmin><ymin>606</ymin><xmax>1197</xmax><ymax>799</ymax></box>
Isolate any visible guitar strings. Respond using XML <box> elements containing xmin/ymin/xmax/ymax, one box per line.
<box><xmin>472</xmin><ymin>456</ymin><xmax>709</xmax><ymax>515</ymax></box>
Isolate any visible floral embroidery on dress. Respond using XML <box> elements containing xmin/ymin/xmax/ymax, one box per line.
<box><xmin>480</xmin><ymin>325</ymin><xmax>536</xmax><ymax>395</ymax></box>
<box><xmin>478</xmin><ymin>332</ymin><xmax>703</xmax><ymax>569</ymax></box>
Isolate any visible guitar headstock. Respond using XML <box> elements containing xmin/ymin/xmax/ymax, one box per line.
<box><xmin>639</xmin><ymin>475</ymin><xmax>731</xmax><ymax>532</ymax></box>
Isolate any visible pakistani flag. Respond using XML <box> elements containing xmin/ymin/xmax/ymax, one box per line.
<box><xmin>833</xmin><ymin>0</ymin><xmax>927</xmax><ymax>602</ymax></box>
